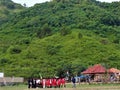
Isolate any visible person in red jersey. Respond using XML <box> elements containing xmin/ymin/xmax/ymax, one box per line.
<box><xmin>42</xmin><ymin>79</ymin><xmax>46</xmax><ymax>88</ymax></box>
<box><xmin>61</xmin><ymin>78</ymin><xmax>66</xmax><ymax>87</ymax></box>
<box><xmin>49</xmin><ymin>78</ymin><xmax>52</xmax><ymax>88</ymax></box>
<box><xmin>52</xmin><ymin>78</ymin><xmax>57</xmax><ymax>88</ymax></box>
<box><xmin>46</xmin><ymin>78</ymin><xmax>51</xmax><ymax>88</ymax></box>
<box><xmin>57</xmin><ymin>78</ymin><xmax>61</xmax><ymax>88</ymax></box>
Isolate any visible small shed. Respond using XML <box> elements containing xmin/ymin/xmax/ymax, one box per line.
<box><xmin>81</xmin><ymin>64</ymin><xmax>107</xmax><ymax>82</ymax></box>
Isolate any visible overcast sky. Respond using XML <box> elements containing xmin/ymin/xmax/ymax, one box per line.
<box><xmin>12</xmin><ymin>0</ymin><xmax>120</xmax><ymax>7</ymax></box>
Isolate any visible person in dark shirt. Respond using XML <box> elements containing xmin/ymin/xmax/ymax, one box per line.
<box><xmin>28</xmin><ymin>78</ymin><xmax>32</xmax><ymax>88</ymax></box>
<box><xmin>33</xmin><ymin>78</ymin><xmax>37</xmax><ymax>88</ymax></box>
<box><xmin>72</xmin><ymin>76</ymin><xmax>76</xmax><ymax>88</ymax></box>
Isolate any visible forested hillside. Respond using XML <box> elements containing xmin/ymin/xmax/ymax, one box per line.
<box><xmin>0</xmin><ymin>0</ymin><xmax>25</xmax><ymax>25</ymax></box>
<box><xmin>0</xmin><ymin>0</ymin><xmax>120</xmax><ymax>78</ymax></box>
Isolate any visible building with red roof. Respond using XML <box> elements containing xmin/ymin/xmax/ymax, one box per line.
<box><xmin>82</xmin><ymin>64</ymin><xmax>106</xmax><ymax>74</ymax></box>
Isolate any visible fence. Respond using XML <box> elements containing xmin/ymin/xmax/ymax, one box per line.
<box><xmin>0</xmin><ymin>77</ymin><xmax>24</xmax><ymax>86</ymax></box>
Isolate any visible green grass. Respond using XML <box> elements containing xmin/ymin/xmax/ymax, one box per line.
<box><xmin>0</xmin><ymin>85</ymin><xmax>26</xmax><ymax>90</ymax></box>
<box><xmin>0</xmin><ymin>0</ymin><xmax>120</xmax><ymax>78</ymax></box>
<box><xmin>0</xmin><ymin>83</ymin><xmax>120</xmax><ymax>90</ymax></box>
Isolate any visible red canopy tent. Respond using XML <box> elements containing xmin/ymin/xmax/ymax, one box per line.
<box><xmin>82</xmin><ymin>64</ymin><xmax>106</xmax><ymax>74</ymax></box>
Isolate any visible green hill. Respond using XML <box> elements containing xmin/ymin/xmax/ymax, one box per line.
<box><xmin>0</xmin><ymin>0</ymin><xmax>120</xmax><ymax>78</ymax></box>
<box><xmin>0</xmin><ymin>0</ymin><xmax>25</xmax><ymax>25</ymax></box>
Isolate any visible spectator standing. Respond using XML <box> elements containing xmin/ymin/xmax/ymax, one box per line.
<box><xmin>72</xmin><ymin>76</ymin><xmax>76</xmax><ymax>88</ymax></box>
<box><xmin>28</xmin><ymin>78</ymin><xmax>32</xmax><ymax>89</ymax></box>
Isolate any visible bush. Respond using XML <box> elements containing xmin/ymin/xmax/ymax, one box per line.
<box><xmin>37</xmin><ymin>24</ymin><xmax>52</xmax><ymax>38</ymax></box>
<box><xmin>113</xmin><ymin>39</ymin><xmax>119</xmax><ymax>44</ymax></box>
<box><xmin>9</xmin><ymin>46</ymin><xmax>22</xmax><ymax>54</ymax></box>
<box><xmin>0</xmin><ymin>58</ymin><xmax>9</xmax><ymax>65</ymax></box>
<box><xmin>46</xmin><ymin>45</ymin><xmax>62</xmax><ymax>55</ymax></box>
<box><xmin>60</xmin><ymin>26</ymin><xmax>71</xmax><ymax>36</ymax></box>
<box><xmin>78</xmin><ymin>32</ymin><xmax>83</xmax><ymax>39</ymax></box>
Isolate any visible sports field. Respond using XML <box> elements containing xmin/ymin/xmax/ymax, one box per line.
<box><xmin>0</xmin><ymin>83</ymin><xmax>120</xmax><ymax>90</ymax></box>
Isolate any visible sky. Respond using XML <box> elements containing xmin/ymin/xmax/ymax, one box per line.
<box><xmin>12</xmin><ymin>0</ymin><xmax>120</xmax><ymax>7</ymax></box>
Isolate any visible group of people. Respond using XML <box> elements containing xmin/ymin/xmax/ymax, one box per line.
<box><xmin>28</xmin><ymin>78</ymin><xmax>37</xmax><ymax>88</ymax></box>
<box><xmin>28</xmin><ymin>78</ymin><xmax>66</xmax><ymax>88</ymax></box>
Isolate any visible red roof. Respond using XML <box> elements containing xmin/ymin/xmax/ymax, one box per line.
<box><xmin>82</xmin><ymin>64</ymin><xmax>106</xmax><ymax>74</ymax></box>
<box><xmin>108</xmin><ymin>68</ymin><xmax>120</xmax><ymax>73</ymax></box>
<box><xmin>82</xmin><ymin>66</ymin><xmax>94</xmax><ymax>74</ymax></box>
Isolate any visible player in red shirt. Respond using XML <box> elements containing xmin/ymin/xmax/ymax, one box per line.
<box><xmin>57</xmin><ymin>78</ymin><xmax>61</xmax><ymax>88</ymax></box>
<box><xmin>61</xmin><ymin>78</ymin><xmax>66</xmax><ymax>87</ymax></box>
<box><xmin>52</xmin><ymin>78</ymin><xmax>57</xmax><ymax>88</ymax></box>
<box><xmin>46</xmin><ymin>78</ymin><xmax>51</xmax><ymax>88</ymax></box>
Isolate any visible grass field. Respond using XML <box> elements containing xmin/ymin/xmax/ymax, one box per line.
<box><xmin>0</xmin><ymin>83</ymin><xmax>120</xmax><ymax>90</ymax></box>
